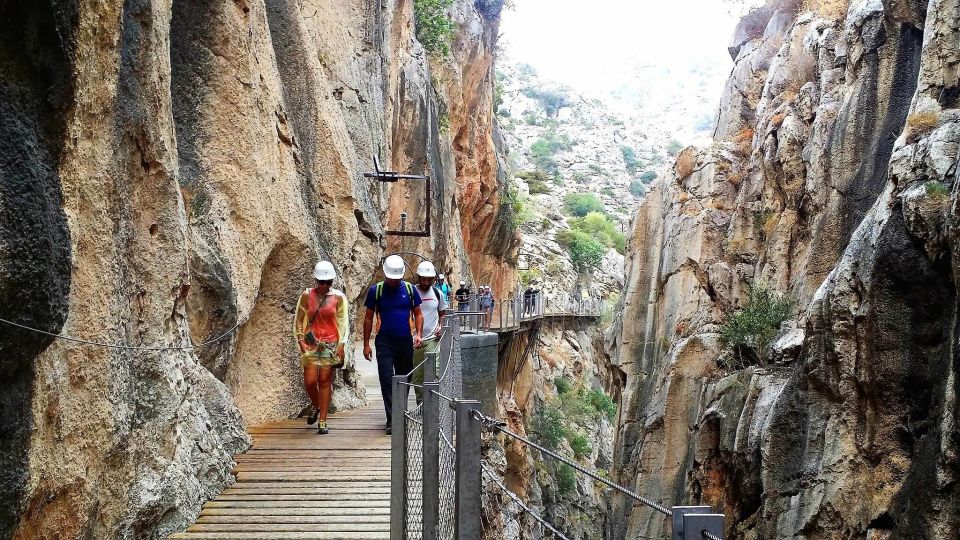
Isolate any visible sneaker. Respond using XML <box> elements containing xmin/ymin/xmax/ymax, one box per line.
<box><xmin>317</xmin><ymin>421</ymin><xmax>329</xmax><ymax>435</ymax></box>
<box><xmin>306</xmin><ymin>406</ymin><xmax>319</xmax><ymax>425</ymax></box>
<box><xmin>385</xmin><ymin>425</ymin><xmax>392</xmax><ymax>435</ymax></box>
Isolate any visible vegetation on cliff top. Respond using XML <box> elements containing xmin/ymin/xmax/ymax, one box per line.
<box><xmin>413</xmin><ymin>0</ymin><xmax>456</xmax><ymax>57</ymax></box>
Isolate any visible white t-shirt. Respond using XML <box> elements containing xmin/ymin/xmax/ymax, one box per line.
<box><xmin>417</xmin><ymin>285</ymin><xmax>448</xmax><ymax>339</ymax></box>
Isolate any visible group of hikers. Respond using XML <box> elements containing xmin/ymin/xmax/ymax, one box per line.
<box><xmin>292</xmin><ymin>255</ymin><xmax>490</xmax><ymax>436</ymax></box>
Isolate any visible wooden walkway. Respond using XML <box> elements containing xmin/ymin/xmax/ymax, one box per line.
<box><xmin>171</xmin><ymin>386</ymin><xmax>391</xmax><ymax>539</ymax></box>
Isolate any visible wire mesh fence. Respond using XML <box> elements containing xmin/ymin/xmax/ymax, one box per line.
<box><xmin>405</xmin><ymin>402</ymin><xmax>424</xmax><ymax>539</ymax></box>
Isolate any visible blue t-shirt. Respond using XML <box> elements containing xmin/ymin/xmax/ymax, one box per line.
<box><xmin>365</xmin><ymin>281</ymin><xmax>422</xmax><ymax>338</ymax></box>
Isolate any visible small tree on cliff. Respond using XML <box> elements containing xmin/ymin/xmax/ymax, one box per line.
<box><xmin>720</xmin><ymin>285</ymin><xmax>793</xmax><ymax>368</ymax></box>
<box><xmin>413</xmin><ymin>0</ymin><xmax>456</xmax><ymax>57</ymax></box>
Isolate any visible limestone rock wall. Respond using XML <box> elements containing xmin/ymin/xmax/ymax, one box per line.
<box><xmin>611</xmin><ymin>0</ymin><xmax>960</xmax><ymax>538</ymax></box>
<box><xmin>0</xmin><ymin>0</ymin><xmax>509</xmax><ymax>537</ymax></box>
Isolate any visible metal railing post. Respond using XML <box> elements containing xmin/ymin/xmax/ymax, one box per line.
<box><xmin>438</xmin><ymin>321</ymin><xmax>451</xmax><ymax>375</ymax></box>
<box><xmin>391</xmin><ymin>375</ymin><xmax>410</xmax><ymax>540</ymax></box>
<box><xmin>422</xmin><ymin>380</ymin><xmax>441</xmax><ymax>540</ymax></box>
<box><xmin>424</xmin><ymin>349</ymin><xmax>437</xmax><ymax>383</ymax></box>
<box><xmin>454</xmin><ymin>399</ymin><xmax>481</xmax><ymax>540</ymax></box>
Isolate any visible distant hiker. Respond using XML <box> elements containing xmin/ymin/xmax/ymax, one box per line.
<box><xmin>479</xmin><ymin>285</ymin><xmax>494</xmax><ymax>329</ymax></box>
<box><xmin>294</xmin><ymin>261</ymin><xmax>349</xmax><ymax>435</ymax></box>
<box><xmin>409</xmin><ymin>261</ymin><xmax>449</xmax><ymax>403</ymax></box>
<box><xmin>437</xmin><ymin>273</ymin><xmax>452</xmax><ymax>303</ymax></box>
<box><xmin>363</xmin><ymin>255</ymin><xmax>424</xmax><ymax>434</ymax></box>
<box><xmin>455</xmin><ymin>281</ymin><xmax>471</xmax><ymax>312</ymax></box>
<box><xmin>523</xmin><ymin>286</ymin><xmax>534</xmax><ymax>316</ymax></box>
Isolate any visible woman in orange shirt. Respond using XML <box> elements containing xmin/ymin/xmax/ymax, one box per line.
<box><xmin>293</xmin><ymin>261</ymin><xmax>349</xmax><ymax>435</ymax></box>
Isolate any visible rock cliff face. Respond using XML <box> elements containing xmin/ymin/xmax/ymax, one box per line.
<box><xmin>484</xmin><ymin>321</ymin><xmax>621</xmax><ymax>540</ymax></box>
<box><xmin>611</xmin><ymin>0</ymin><xmax>960</xmax><ymax>538</ymax></box>
<box><xmin>0</xmin><ymin>0</ymin><xmax>508</xmax><ymax>537</ymax></box>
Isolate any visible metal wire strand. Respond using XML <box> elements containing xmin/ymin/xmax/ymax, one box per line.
<box><xmin>473</xmin><ymin>410</ymin><xmax>674</xmax><ymax>517</ymax></box>
<box><xmin>0</xmin><ymin>317</ymin><xmax>243</xmax><ymax>352</ymax></box>
<box><xmin>703</xmin><ymin>530</ymin><xmax>722</xmax><ymax>540</ymax></box>
<box><xmin>481</xmin><ymin>463</ymin><xmax>571</xmax><ymax>540</ymax></box>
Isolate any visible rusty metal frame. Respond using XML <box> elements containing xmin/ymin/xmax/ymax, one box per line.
<box><xmin>364</xmin><ymin>156</ymin><xmax>432</xmax><ymax>238</ymax></box>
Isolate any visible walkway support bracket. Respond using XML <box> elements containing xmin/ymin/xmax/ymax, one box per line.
<box><xmin>454</xmin><ymin>400</ymin><xmax>481</xmax><ymax>540</ymax></box>
<box><xmin>391</xmin><ymin>375</ymin><xmax>409</xmax><ymax>540</ymax></box>
<box><xmin>363</xmin><ymin>156</ymin><xmax>431</xmax><ymax>238</ymax></box>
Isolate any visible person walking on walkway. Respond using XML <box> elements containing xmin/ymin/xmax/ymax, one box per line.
<box><xmin>409</xmin><ymin>261</ymin><xmax>448</xmax><ymax>403</ymax></box>
<box><xmin>479</xmin><ymin>285</ymin><xmax>494</xmax><ymax>330</ymax></box>
<box><xmin>437</xmin><ymin>273</ymin><xmax>452</xmax><ymax>303</ymax></box>
<box><xmin>363</xmin><ymin>255</ymin><xmax>424</xmax><ymax>434</ymax></box>
<box><xmin>455</xmin><ymin>281</ymin><xmax>471</xmax><ymax>312</ymax></box>
<box><xmin>293</xmin><ymin>261</ymin><xmax>349</xmax><ymax>435</ymax></box>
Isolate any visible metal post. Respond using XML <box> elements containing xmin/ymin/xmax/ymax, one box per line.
<box><xmin>454</xmin><ymin>400</ymin><xmax>481</xmax><ymax>540</ymax></box>
<box><xmin>422</xmin><ymin>381</ymin><xmax>440</xmax><ymax>540</ymax></box>
<box><xmin>424</xmin><ymin>350</ymin><xmax>438</xmax><ymax>383</ymax></box>
<box><xmin>391</xmin><ymin>376</ymin><xmax>410</xmax><ymax>540</ymax></box>
<box><xmin>438</xmin><ymin>321</ymin><xmax>451</xmax><ymax>375</ymax></box>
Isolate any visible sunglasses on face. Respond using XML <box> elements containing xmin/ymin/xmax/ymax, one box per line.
<box><xmin>317</xmin><ymin>280</ymin><xmax>333</xmax><ymax>286</ymax></box>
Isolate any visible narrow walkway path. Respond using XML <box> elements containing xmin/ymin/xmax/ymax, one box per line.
<box><xmin>171</xmin><ymin>356</ymin><xmax>391</xmax><ymax>540</ymax></box>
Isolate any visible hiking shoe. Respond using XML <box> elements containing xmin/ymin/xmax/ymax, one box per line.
<box><xmin>317</xmin><ymin>421</ymin><xmax>329</xmax><ymax>435</ymax></box>
<box><xmin>306</xmin><ymin>406</ymin><xmax>319</xmax><ymax>425</ymax></box>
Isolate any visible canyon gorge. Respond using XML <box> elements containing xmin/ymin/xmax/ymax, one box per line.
<box><xmin>1</xmin><ymin>0</ymin><xmax>959</xmax><ymax>538</ymax></box>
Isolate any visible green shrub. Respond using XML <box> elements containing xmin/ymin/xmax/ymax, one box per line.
<box><xmin>518</xmin><ymin>169</ymin><xmax>554</xmax><ymax>194</ymax></box>
<box><xmin>563</xmin><ymin>193</ymin><xmax>605</xmax><ymax>217</ymax></box>
<box><xmin>555</xmin><ymin>463</ymin><xmax>577</xmax><ymax>496</ymax></box>
<box><xmin>569</xmin><ymin>433</ymin><xmax>592</xmax><ymax>458</ymax></box>
<box><xmin>530</xmin><ymin>403</ymin><xmax>566</xmax><ymax>450</ymax></box>
<box><xmin>629</xmin><ymin>180</ymin><xmax>645</xmax><ymax>197</ymax></box>
<box><xmin>519</xmin><ymin>267</ymin><xmax>542</xmax><ymax>287</ymax></box>
<box><xmin>523</xmin><ymin>112</ymin><xmax>540</xmax><ymax>126</ymax></box>
<box><xmin>499</xmin><ymin>187</ymin><xmax>535</xmax><ymax>231</ymax></box>
<box><xmin>518</xmin><ymin>63</ymin><xmax>537</xmax><ymax>76</ymax></box>
<box><xmin>554</xmin><ymin>377</ymin><xmax>571</xmax><ymax>394</ymax></box>
<box><xmin>641</xmin><ymin>170</ymin><xmax>658</xmax><ymax>183</ymax></box>
<box><xmin>413</xmin><ymin>0</ymin><xmax>456</xmax><ymax>57</ymax></box>
<box><xmin>925</xmin><ymin>180</ymin><xmax>950</xmax><ymax>199</ymax></box>
<box><xmin>620</xmin><ymin>145</ymin><xmax>640</xmax><ymax>174</ymax></box>
<box><xmin>556</xmin><ymin>229</ymin><xmax>606</xmax><ymax>270</ymax></box>
<box><xmin>586</xmin><ymin>388</ymin><xmax>617</xmax><ymax>422</ymax></box>
<box><xmin>667</xmin><ymin>139</ymin><xmax>684</xmax><ymax>156</ymax></box>
<box><xmin>522</xmin><ymin>87</ymin><xmax>570</xmax><ymax>116</ymax></box>
<box><xmin>720</xmin><ymin>285</ymin><xmax>793</xmax><ymax>367</ymax></box>
<box><xmin>569</xmin><ymin>212</ymin><xmax>626</xmax><ymax>254</ymax></box>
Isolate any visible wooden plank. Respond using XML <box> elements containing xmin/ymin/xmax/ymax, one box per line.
<box><xmin>200</xmin><ymin>508</ymin><xmax>389</xmax><ymax>516</ymax></box>
<box><xmin>205</xmin><ymin>500</ymin><xmax>388</xmax><ymax>509</ymax></box>
<box><xmin>187</xmin><ymin>524</ymin><xmax>389</xmax><ymax>532</ymax></box>
<box><xmin>214</xmin><ymin>494</ymin><xmax>389</xmax><ymax>502</ymax></box>
<box><xmin>171</xmin><ymin>532</ymin><xmax>389</xmax><ymax>539</ymax></box>
<box><xmin>196</xmin><ymin>515</ymin><xmax>390</xmax><ymax>524</ymax></box>
<box><xmin>224</xmin><ymin>482</ymin><xmax>389</xmax><ymax>489</ymax></box>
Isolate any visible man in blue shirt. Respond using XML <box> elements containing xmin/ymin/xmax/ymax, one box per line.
<box><xmin>363</xmin><ymin>255</ymin><xmax>424</xmax><ymax>433</ymax></box>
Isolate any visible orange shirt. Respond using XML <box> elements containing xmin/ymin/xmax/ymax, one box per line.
<box><xmin>303</xmin><ymin>289</ymin><xmax>341</xmax><ymax>343</ymax></box>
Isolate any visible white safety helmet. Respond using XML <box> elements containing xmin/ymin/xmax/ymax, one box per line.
<box><xmin>383</xmin><ymin>255</ymin><xmax>406</xmax><ymax>279</ymax></box>
<box><xmin>438</xmin><ymin>273</ymin><xmax>445</xmax><ymax>280</ymax></box>
<box><xmin>416</xmin><ymin>261</ymin><xmax>437</xmax><ymax>277</ymax></box>
<box><xmin>460</xmin><ymin>281</ymin><xmax>466</xmax><ymax>286</ymax></box>
<box><xmin>313</xmin><ymin>260</ymin><xmax>337</xmax><ymax>281</ymax></box>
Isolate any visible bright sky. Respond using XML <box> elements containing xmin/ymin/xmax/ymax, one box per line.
<box><xmin>499</xmin><ymin>0</ymin><xmax>743</xmax><ymax>96</ymax></box>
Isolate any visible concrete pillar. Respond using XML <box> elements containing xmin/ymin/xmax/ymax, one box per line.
<box><xmin>458</xmin><ymin>332</ymin><xmax>498</xmax><ymax>417</ymax></box>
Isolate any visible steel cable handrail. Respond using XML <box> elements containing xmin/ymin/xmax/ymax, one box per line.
<box><xmin>481</xmin><ymin>462</ymin><xmax>571</xmax><ymax>540</ymax></box>
<box><xmin>472</xmin><ymin>410</ymin><xmax>673</xmax><ymax>517</ymax></box>
<box><xmin>0</xmin><ymin>316</ymin><xmax>243</xmax><ymax>352</ymax></box>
